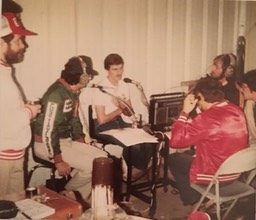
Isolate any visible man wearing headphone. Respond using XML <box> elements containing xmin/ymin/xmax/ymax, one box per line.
<box><xmin>209</xmin><ymin>53</ymin><xmax>240</xmax><ymax>106</ymax></box>
<box><xmin>33</xmin><ymin>56</ymin><xmax>107</xmax><ymax>204</ymax></box>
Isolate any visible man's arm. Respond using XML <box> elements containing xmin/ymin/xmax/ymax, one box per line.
<box><xmin>169</xmin><ymin>93</ymin><xmax>206</xmax><ymax>148</ymax></box>
<box><xmin>170</xmin><ymin>109</ymin><xmax>213</xmax><ymax>148</ymax></box>
<box><xmin>95</xmin><ymin>105</ymin><xmax>122</xmax><ymax>125</ymax></box>
<box><xmin>41</xmin><ymin>95</ymin><xmax>71</xmax><ymax>176</ymax></box>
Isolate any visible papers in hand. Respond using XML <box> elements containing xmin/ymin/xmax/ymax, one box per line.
<box><xmin>100</xmin><ymin>127</ymin><xmax>158</xmax><ymax>146</ymax></box>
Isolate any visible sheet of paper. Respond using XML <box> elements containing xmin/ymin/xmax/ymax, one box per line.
<box><xmin>15</xmin><ymin>198</ymin><xmax>55</xmax><ymax>219</ymax></box>
<box><xmin>100</xmin><ymin>127</ymin><xmax>158</xmax><ymax>146</ymax></box>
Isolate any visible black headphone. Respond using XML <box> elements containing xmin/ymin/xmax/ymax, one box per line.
<box><xmin>223</xmin><ymin>53</ymin><xmax>236</xmax><ymax>78</ymax></box>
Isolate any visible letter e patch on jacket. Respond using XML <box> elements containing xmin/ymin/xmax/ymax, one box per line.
<box><xmin>63</xmin><ymin>99</ymin><xmax>72</xmax><ymax>113</ymax></box>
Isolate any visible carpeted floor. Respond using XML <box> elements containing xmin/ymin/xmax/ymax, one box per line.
<box><xmin>128</xmin><ymin>184</ymin><xmax>255</xmax><ymax>220</ymax></box>
<box><xmin>27</xmin><ymin>148</ymin><xmax>255</xmax><ymax>220</ymax></box>
<box><xmin>119</xmin><ymin>167</ymin><xmax>256</xmax><ymax>220</ymax></box>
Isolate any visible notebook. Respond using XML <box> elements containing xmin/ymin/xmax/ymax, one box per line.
<box><xmin>15</xmin><ymin>198</ymin><xmax>55</xmax><ymax>219</ymax></box>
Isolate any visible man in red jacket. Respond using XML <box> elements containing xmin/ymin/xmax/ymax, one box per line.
<box><xmin>168</xmin><ymin>77</ymin><xmax>248</xmax><ymax>206</ymax></box>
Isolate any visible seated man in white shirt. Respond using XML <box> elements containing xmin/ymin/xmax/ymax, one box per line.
<box><xmin>92</xmin><ymin>53</ymin><xmax>154</xmax><ymax>171</ymax></box>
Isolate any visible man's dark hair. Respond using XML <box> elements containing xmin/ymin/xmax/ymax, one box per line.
<box><xmin>240</xmin><ymin>69</ymin><xmax>256</xmax><ymax>92</ymax></box>
<box><xmin>213</xmin><ymin>53</ymin><xmax>237</xmax><ymax>78</ymax></box>
<box><xmin>1</xmin><ymin>34</ymin><xmax>14</xmax><ymax>43</ymax></box>
<box><xmin>193</xmin><ymin>77</ymin><xmax>225</xmax><ymax>103</ymax></box>
<box><xmin>104</xmin><ymin>53</ymin><xmax>124</xmax><ymax>70</ymax></box>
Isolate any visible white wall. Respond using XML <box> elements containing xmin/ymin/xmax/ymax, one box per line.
<box><xmin>10</xmin><ymin>0</ymin><xmax>256</xmax><ymax>122</ymax></box>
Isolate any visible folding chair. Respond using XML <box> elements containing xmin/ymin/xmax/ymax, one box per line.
<box><xmin>26</xmin><ymin>142</ymin><xmax>70</xmax><ymax>192</ymax></box>
<box><xmin>191</xmin><ymin>147</ymin><xmax>256</xmax><ymax>220</ymax></box>
<box><xmin>26</xmin><ymin>149</ymin><xmax>57</xmax><ymax>191</ymax></box>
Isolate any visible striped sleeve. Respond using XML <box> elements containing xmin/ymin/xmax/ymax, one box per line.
<box><xmin>0</xmin><ymin>149</ymin><xmax>25</xmax><ymax>160</ymax></box>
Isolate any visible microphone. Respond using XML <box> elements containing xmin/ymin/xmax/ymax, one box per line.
<box><xmin>123</xmin><ymin>78</ymin><xmax>141</xmax><ymax>86</ymax></box>
<box><xmin>88</xmin><ymin>84</ymin><xmax>103</xmax><ymax>89</ymax></box>
<box><xmin>87</xmin><ymin>84</ymin><xmax>114</xmax><ymax>90</ymax></box>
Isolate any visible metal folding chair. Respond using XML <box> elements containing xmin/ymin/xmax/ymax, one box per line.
<box><xmin>191</xmin><ymin>147</ymin><xmax>256</xmax><ymax>220</ymax></box>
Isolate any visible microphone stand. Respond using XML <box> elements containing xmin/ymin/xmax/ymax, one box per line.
<box><xmin>99</xmin><ymin>88</ymin><xmax>139</xmax><ymax>128</ymax></box>
<box><xmin>134</xmin><ymin>83</ymin><xmax>150</xmax><ymax>114</ymax></box>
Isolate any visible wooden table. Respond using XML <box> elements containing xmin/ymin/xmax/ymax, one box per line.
<box><xmin>0</xmin><ymin>186</ymin><xmax>83</xmax><ymax>220</ymax></box>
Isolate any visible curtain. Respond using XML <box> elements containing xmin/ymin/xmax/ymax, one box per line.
<box><xmin>12</xmin><ymin>0</ymin><xmax>256</xmax><ymax>120</ymax></box>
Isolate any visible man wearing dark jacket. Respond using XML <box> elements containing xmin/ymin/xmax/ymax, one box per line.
<box><xmin>209</xmin><ymin>53</ymin><xmax>240</xmax><ymax>106</ymax></box>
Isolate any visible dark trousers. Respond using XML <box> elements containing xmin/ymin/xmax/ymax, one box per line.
<box><xmin>168</xmin><ymin>152</ymin><xmax>201</xmax><ymax>205</ymax></box>
<box><xmin>94</xmin><ymin>116</ymin><xmax>153</xmax><ymax>170</ymax></box>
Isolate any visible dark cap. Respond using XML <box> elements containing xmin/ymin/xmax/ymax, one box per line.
<box><xmin>64</xmin><ymin>56</ymin><xmax>98</xmax><ymax>76</ymax></box>
<box><xmin>78</xmin><ymin>55</ymin><xmax>99</xmax><ymax>77</ymax></box>
<box><xmin>61</xmin><ymin>56</ymin><xmax>98</xmax><ymax>85</ymax></box>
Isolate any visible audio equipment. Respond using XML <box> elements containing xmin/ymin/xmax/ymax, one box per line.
<box><xmin>149</xmin><ymin>92</ymin><xmax>185</xmax><ymax>131</ymax></box>
<box><xmin>77</xmin><ymin>56</ymin><xmax>91</xmax><ymax>86</ymax></box>
<box><xmin>77</xmin><ymin>56</ymin><xmax>87</xmax><ymax>74</ymax></box>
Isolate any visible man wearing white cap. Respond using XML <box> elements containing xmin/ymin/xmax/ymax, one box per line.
<box><xmin>0</xmin><ymin>12</ymin><xmax>41</xmax><ymax>196</ymax></box>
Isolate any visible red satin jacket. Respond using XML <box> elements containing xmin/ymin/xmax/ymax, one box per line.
<box><xmin>170</xmin><ymin>101</ymin><xmax>248</xmax><ymax>184</ymax></box>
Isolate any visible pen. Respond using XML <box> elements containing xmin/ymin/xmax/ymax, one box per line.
<box><xmin>19</xmin><ymin>210</ymin><xmax>32</xmax><ymax>219</ymax></box>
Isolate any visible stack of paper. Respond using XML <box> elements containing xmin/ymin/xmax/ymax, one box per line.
<box><xmin>15</xmin><ymin>198</ymin><xmax>55</xmax><ymax>219</ymax></box>
<box><xmin>100</xmin><ymin>127</ymin><xmax>158</xmax><ymax>146</ymax></box>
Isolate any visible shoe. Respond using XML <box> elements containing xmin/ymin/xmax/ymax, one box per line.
<box><xmin>60</xmin><ymin>190</ymin><xmax>90</xmax><ymax>211</ymax></box>
<box><xmin>204</xmin><ymin>200</ymin><xmax>215</xmax><ymax>209</ymax></box>
<box><xmin>198</xmin><ymin>200</ymin><xmax>216</xmax><ymax>214</ymax></box>
<box><xmin>190</xmin><ymin>199</ymin><xmax>215</xmax><ymax>215</ymax></box>
<box><xmin>72</xmin><ymin>191</ymin><xmax>91</xmax><ymax>212</ymax></box>
<box><xmin>60</xmin><ymin>190</ymin><xmax>77</xmax><ymax>200</ymax></box>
